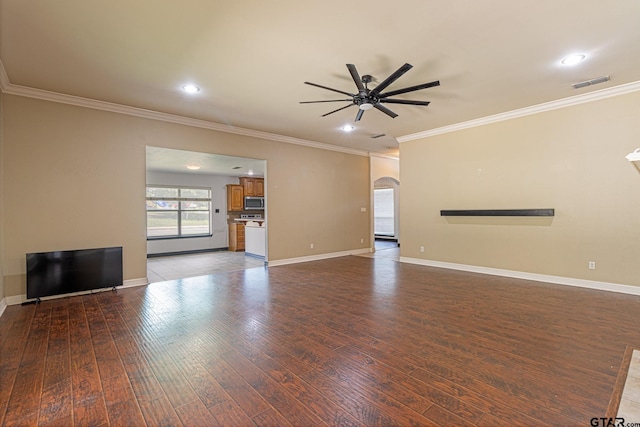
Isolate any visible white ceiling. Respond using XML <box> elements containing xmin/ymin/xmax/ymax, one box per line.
<box><xmin>2</xmin><ymin>1</ymin><xmax>640</xmax><ymax>156</ymax></box>
<box><xmin>146</xmin><ymin>146</ymin><xmax>266</xmax><ymax>177</ymax></box>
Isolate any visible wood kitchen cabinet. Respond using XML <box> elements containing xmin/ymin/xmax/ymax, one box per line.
<box><xmin>227</xmin><ymin>184</ymin><xmax>244</xmax><ymax>211</ymax></box>
<box><xmin>255</xmin><ymin>179</ymin><xmax>264</xmax><ymax>196</ymax></box>
<box><xmin>240</xmin><ymin>177</ymin><xmax>264</xmax><ymax>197</ymax></box>
<box><xmin>228</xmin><ymin>223</ymin><xmax>245</xmax><ymax>251</ymax></box>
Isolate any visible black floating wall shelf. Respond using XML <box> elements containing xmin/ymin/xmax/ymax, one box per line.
<box><xmin>440</xmin><ymin>209</ymin><xmax>555</xmax><ymax>217</ymax></box>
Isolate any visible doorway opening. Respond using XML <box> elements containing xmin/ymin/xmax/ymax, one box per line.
<box><xmin>145</xmin><ymin>146</ymin><xmax>267</xmax><ymax>282</ymax></box>
<box><xmin>373</xmin><ymin>176</ymin><xmax>399</xmax><ymax>251</ymax></box>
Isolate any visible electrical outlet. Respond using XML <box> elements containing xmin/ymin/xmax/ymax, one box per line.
<box><xmin>310</xmin><ymin>243</ymin><xmax>314</xmax><ymax>249</ymax></box>
<box><xmin>360</xmin><ymin>238</ymin><xmax>364</xmax><ymax>244</ymax></box>
<box><xmin>588</xmin><ymin>261</ymin><xmax>596</xmax><ymax>270</ymax></box>
<box><xmin>420</xmin><ymin>246</ymin><xmax>425</xmax><ymax>253</ymax></box>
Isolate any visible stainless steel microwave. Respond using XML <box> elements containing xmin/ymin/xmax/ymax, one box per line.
<box><xmin>244</xmin><ymin>196</ymin><xmax>264</xmax><ymax>210</ymax></box>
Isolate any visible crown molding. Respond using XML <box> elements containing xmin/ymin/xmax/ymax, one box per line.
<box><xmin>397</xmin><ymin>80</ymin><xmax>640</xmax><ymax>143</ymax></box>
<box><xmin>4</xmin><ymin>58</ymin><xmax>638</xmax><ymax>153</ymax></box>
<box><xmin>0</xmin><ymin>60</ymin><xmax>368</xmax><ymax>157</ymax></box>
<box><xmin>369</xmin><ymin>152</ymin><xmax>399</xmax><ymax>160</ymax></box>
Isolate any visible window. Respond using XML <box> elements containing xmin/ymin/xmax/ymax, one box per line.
<box><xmin>374</xmin><ymin>188</ymin><xmax>395</xmax><ymax>236</ymax></box>
<box><xmin>146</xmin><ymin>186</ymin><xmax>211</xmax><ymax>238</ymax></box>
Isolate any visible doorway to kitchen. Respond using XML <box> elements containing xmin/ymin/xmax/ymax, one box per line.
<box><xmin>145</xmin><ymin>146</ymin><xmax>267</xmax><ymax>283</ymax></box>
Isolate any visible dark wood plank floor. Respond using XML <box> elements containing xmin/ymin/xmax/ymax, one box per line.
<box><xmin>1</xmin><ymin>256</ymin><xmax>639</xmax><ymax>426</ymax></box>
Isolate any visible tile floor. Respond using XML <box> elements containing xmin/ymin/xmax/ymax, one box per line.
<box><xmin>357</xmin><ymin>240</ymin><xmax>400</xmax><ymax>260</ymax></box>
<box><xmin>148</xmin><ymin>240</ymin><xmax>399</xmax><ymax>283</ymax></box>
<box><xmin>147</xmin><ymin>251</ymin><xmax>265</xmax><ymax>283</ymax></box>
<box><xmin>618</xmin><ymin>349</ymin><xmax>640</xmax><ymax>422</ymax></box>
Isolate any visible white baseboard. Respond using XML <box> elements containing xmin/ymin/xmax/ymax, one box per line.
<box><xmin>0</xmin><ymin>298</ymin><xmax>6</xmax><ymax>318</ymax></box>
<box><xmin>5</xmin><ymin>294</ymin><xmax>26</xmax><ymax>306</ymax></box>
<box><xmin>3</xmin><ymin>277</ymin><xmax>150</xmax><ymax>306</ymax></box>
<box><xmin>399</xmin><ymin>257</ymin><xmax>640</xmax><ymax>296</ymax></box>
<box><xmin>268</xmin><ymin>248</ymin><xmax>371</xmax><ymax>267</ymax></box>
<box><xmin>121</xmin><ymin>278</ymin><xmax>150</xmax><ymax>289</ymax></box>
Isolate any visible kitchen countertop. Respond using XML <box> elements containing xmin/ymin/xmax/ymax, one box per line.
<box><xmin>234</xmin><ymin>219</ymin><xmax>265</xmax><ymax>226</ymax></box>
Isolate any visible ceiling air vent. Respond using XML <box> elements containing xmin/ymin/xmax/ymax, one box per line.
<box><xmin>371</xmin><ymin>134</ymin><xmax>386</xmax><ymax>139</ymax></box>
<box><xmin>572</xmin><ymin>75</ymin><xmax>610</xmax><ymax>89</ymax></box>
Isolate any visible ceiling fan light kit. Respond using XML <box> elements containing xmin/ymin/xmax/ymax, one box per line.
<box><xmin>301</xmin><ymin>63</ymin><xmax>439</xmax><ymax>122</ymax></box>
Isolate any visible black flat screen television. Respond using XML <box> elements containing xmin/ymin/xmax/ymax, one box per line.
<box><xmin>26</xmin><ymin>246</ymin><xmax>123</xmax><ymax>299</ymax></box>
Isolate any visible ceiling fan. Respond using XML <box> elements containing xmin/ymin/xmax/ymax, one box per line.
<box><xmin>301</xmin><ymin>63</ymin><xmax>440</xmax><ymax>122</ymax></box>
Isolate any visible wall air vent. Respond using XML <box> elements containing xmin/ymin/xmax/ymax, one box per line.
<box><xmin>572</xmin><ymin>75</ymin><xmax>610</xmax><ymax>89</ymax></box>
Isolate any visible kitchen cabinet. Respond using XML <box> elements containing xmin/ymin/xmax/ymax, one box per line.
<box><xmin>229</xmin><ymin>223</ymin><xmax>245</xmax><ymax>251</ymax></box>
<box><xmin>255</xmin><ymin>179</ymin><xmax>264</xmax><ymax>196</ymax></box>
<box><xmin>227</xmin><ymin>184</ymin><xmax>244</xmax><ymax>211</ymax></box>
<box><xmin>240</xmin><ymin>177</ymin><xmax>264</xmax><ymax>197</ymax></box>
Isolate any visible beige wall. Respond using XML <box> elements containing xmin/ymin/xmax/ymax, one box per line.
<box><xmin>0</xmin><ymin>91</ymin><xmax>5</xmax><ymax>303</ymax></box>
<box><xmin>400</xmin><ymin>90</ymin><xmax>640</xmax><ymax>287</ymax></box>
<box><xmin>2</xmin><ymin>95</ymin><xmax>370</xmax><ymax>298</ymax></box>
<box><xmin>370</xmin><ymin>155</ymin><xmax>399</xmax><ymax>182</ymax></box>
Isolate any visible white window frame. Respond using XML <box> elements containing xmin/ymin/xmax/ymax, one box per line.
<box><xmin>146</xmin><ymin>185</ymin><xmax>212</xmax><ymax>239</ymax></box>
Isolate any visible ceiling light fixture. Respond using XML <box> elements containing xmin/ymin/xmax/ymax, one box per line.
<box><xmin>626</xmin><ymin>148</ymin><xmax>640</xmax><ymax>162</ymax></box>
<box><xmin>561</xmin><ymin>53</ymin><xmax>586</xmax><ymax>66</ymax></box>
<box><xmin>182</xmin><ymin>84</ymin><xmax>200</xmax><ymax>94</ymax></box>
<box><xmin>341</xmin><ymin>125</ymin><xmax>355</xmax><ymax>132</ymax></box>
<box><xmin>247</xmin><ymin>169</ymin><xmax>254</xmax><ymax>176</ymax></box>
<box><xmin>186</xmin><ymin>165</ymin><xmax>201</xmax><ymax>170</ymax></box>
<box><xmin>359</xmin><ymin>103</ymin><xmax>374</xmax><ymax>111</ymax></box>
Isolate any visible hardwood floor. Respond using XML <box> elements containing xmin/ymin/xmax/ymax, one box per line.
<box><xmin>1</xmin><ymin>256</ymin><xmax>639</xmax><ymax>426</ymax></box>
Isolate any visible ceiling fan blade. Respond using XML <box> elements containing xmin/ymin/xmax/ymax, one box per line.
<box><xmin>379</xmin><ymin>80</ymin><xmax>440</xmax><ymax>98</ymax></box>
<box><xmin>355</xmin><ymin>109</ymin><xmax>364</xmax><ymax>122</ymax></box>
<box><xmin>370</xmin><ymin>63</ymin><xmax>413</xmax><ymax>96</ymax></box>
<box><xmin>374</xmin><ymin>103</ymin><xmax>398</xmax><ymax>118</ymax></box>
<box><xmin>321</xmin><ymin>103</ymin><xmax>355</xmax><ymax>117</ymax></box>
<box><xmin>346</xmin><ymin>64</ymin><xmax>366</xmax><ymax>93</ymax></box>
<box><xmin>304</xmin><ymin>81</ymin><xmax>355</xmax><ymax>97</ymax></box>
<box><xmin>379</xmin><ymin>99</ymin><xmax>431</xmax><ymax>106</ymax></box>
<box><xmin>300</xmin><ymin>99</ymin><xmax>353</xmax><ymax>104</ymax></box>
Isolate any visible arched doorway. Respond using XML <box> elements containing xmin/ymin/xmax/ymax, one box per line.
<box><xmin>373</xmin><ymin>176</ymin><xmax>399</xmax><ymax>250</ymax></box>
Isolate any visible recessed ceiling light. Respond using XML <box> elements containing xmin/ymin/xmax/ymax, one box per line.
<box><xmin>247</xmin><ymin>169</ymin><xmax>254</xmax><ymax>176</ymax></box>
<box><xmin>626</xmin><ymin>148</ymin><xmax>640</xmax><ymax>162</ymax></box>
<box><xmin>561</xmin><ymin>53</ymin><xmax>586</xmax><ymax>66</ymax></box>
<box><xmin>341</xmin><ymin>125</ymin><xmax>355</xmax><ymax>132</ymax></box>
<box><xmin>186</xmin><ymin>165</ymin><xmax>201</xmax><ymax>170</ymax></box>
<box><xmin>182</xmin><ymin>84</ymin><xmax>200</xmax><ymax>94</ymax></box>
